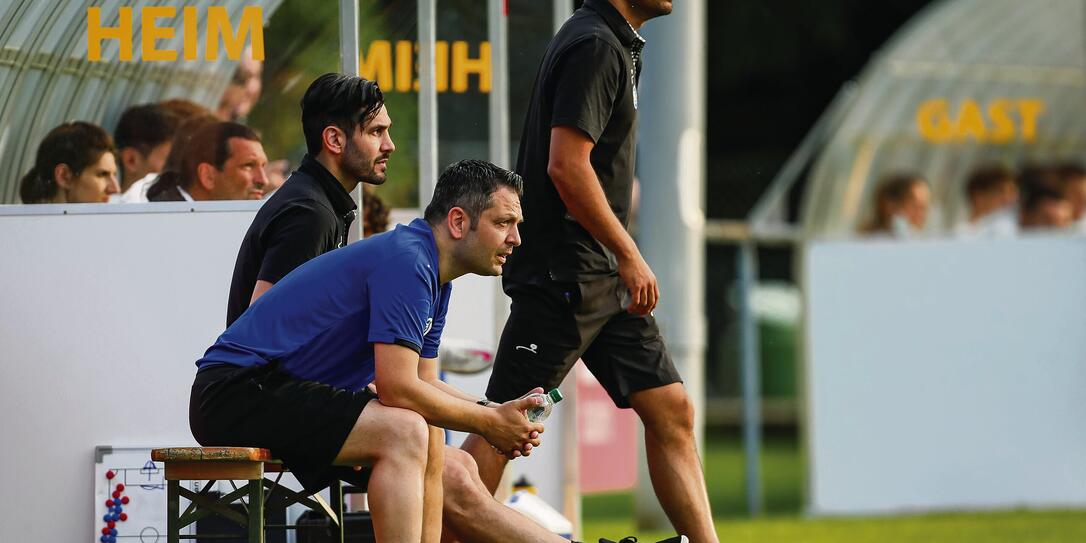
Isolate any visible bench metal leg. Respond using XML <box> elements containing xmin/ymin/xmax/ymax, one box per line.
<box><xmin>167</xmin><ymin>480</ymin><xmax>180</xmax><ymax>543</ymax></box>
<box><xmin>330</xmin><ymin>480</ymin><xmax>345</xmax><ymax>543</ymax></box>
<box><xmin>248</xmin><ymin>479</ymin><xmax>264</xmax><ymax>543</ymax></box>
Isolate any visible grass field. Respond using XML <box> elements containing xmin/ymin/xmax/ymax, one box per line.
<box><xmin>581</xmin><ymin>429</ymin><xmax>1086</xmax><ymax>542</ymax></box>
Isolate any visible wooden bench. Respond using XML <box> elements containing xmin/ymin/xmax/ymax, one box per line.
<box><xmin>151</xmin><ymin>447</ymin><xmax>346</xmax><ymax>543</ymax></box>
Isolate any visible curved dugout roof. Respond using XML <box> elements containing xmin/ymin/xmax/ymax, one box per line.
<box><xmin>0</xmin><ymin>0</ymin><xmax>281</xmax><ymax>204</ymax></box>
<box><xmin>801</xmin><ymin>0</ymin><xmax>1086</xmax><ymax>236</ymax></box>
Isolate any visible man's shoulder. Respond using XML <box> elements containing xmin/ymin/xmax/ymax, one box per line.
<box><xmin>552</xmin><ymin>9</ymin><xmax>624</xmax><ymax>55</ymax></box>
<box><xmin>254</xmin><ymin>178</ymin><xmax>337</xmax><ymax>227</ymax></box>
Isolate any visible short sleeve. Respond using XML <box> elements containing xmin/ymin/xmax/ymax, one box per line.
<box><xmin>257</xmin><ymin>203</ymin><xmax>337</xmax><ymax>283</ymax></box>
<box><xmin>550</xmin><ymin>37</ymin><xmax>625</xmax><ymax>143</ymax></box>
<box><xmin>420</xmin><ymin>284</ymin><xmax>451</xmax><ymax>359</ymax></box>
<box><xmin>367</xmin><ymin>254</ymin><xmax>436</xmax><ymax>354</ymax></box>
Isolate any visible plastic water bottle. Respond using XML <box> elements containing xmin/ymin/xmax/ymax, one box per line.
<box><xmin>526</xmin><ymin>388</ymin><xmax>564</xmax><ymax>422</ymax></box>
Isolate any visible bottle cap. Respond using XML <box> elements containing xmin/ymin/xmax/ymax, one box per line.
<box><xmin>547</xmin><ymin>388</ymin><xmax>563</xmax><ymax>403</ymax></box>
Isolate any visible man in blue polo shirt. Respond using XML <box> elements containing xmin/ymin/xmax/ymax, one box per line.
<box><xmin>189</xmin><ymin>160</ymin><xmax>549</xmax><ymax>543</ymax></box>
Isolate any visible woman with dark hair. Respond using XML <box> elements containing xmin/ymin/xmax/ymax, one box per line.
<box><xmin>19</xmin><ymin>121</ymin><xmax>119</xmax><ymax>204</ymax></box>
<box><xmin>859</xmin><ymin>172</ymin><xmax>931</xmax><ymax>236</ymax></box>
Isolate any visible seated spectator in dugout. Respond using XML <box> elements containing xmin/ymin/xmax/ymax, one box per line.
<box><xmin>1020</xmin><ymin>185</ymin><xmax>1072</xmax><ymax>230</ymax></box>
<box><xmin>954</xmin><ymin>164</ymin><xmax>1019</xmax><ymax>238</ymax></box>
<box><xmin>19</xmin><ymin>121</ymin><xmax>119</xmax><ymax>204</ymax></box>
<box><xmin>120</xmin><ymin>101</ymin><xmax>214</xmax><ymax>203</ymax></box>
<box><xmin>190</xmin><ymin>160</ymin><xmax>550</xmax><ymax>542</ymax></box>
<box><xmin>1057</xmin><ymin>162</ymin><xmax>1086</xmax><ymax>231</ymax></box>
<box><xmin>148</xmin><ymin>121</ymin><xmax>268</xmax><ymax>202</ymax></box>
<box><xmin>112</xmin><ymin>103</ymin><xmax>180</xmax><ymax>197</ymax></box>
<box><xmin>858</xmin><ymin>172</ymin><xmax>931</xmax><ymax>237</ymax></box>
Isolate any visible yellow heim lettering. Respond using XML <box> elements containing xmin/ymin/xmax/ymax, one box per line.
<box><xmin>359</xmin><ymin>40</ymin><xmax>490</xmax><ymax>93</ymax></box>
<box><xmin>87</xmin><ymin>7</ymin><xmax>133</xmax><ymax>62</ymax></box>
<box><xmin>86</xmin><ymin>6</ymin><xmax>263</xmax><ymax>61</ymax></box>
<box><xmin>916</xmin><ymin>98</ymin><xmax>1047</xmax><ymax>144</ymax></box>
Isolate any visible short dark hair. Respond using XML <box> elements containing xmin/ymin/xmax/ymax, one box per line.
<box><xmin>159</xmin><ymin>98</ymin><xmax>213</xmax><ymax>120</ymax></box>
<box><xmin>114</xmin><ymin>104</ymin><xmax>180</xmax><ymax>154</ymax></box>
<box><xmin>178</xmin><ymin>121</ymin><xmax>261</xmax><ymax>189</ymax></box>
<box><xmin>1018</xmin><ymin>163</ymin><xmax>1062</xmax><ymax>193</ymax></box>
<box><xmin>965</xmin><ymin>164</ymin><xmax>1015</xmax><ymax>198</ymax></box>
<box><xmin>19</xmin><ymin>121</ymin><xmax>114</xmax><ymax>204</ymax></box>
<box><xmin>1057</xmin><ymin>161</ymin><xmax>1086</xmax><ymax>185</ymax></box>
<box><xmin>424</xmin><ymin>159</ymin><xmax>524</xmax><ymax>227</ymax></box>
<box><xmin>301</xmin><ymin>73</ymin><xmax>384</xmax><ymax>156</ymax></box>
<box><xmin>1021</xmin><ymin>185</ymin><xmax>1066</xmax><ymax>215</ymax></box>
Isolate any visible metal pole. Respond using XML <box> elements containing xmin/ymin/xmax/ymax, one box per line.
<box><xmin>636</xmin><ymin>0</ymin><xmax>707</xmax><ymax>529</ymax></box>
<box><xmin>487</xmin><ymin>0</ymin><xmax>510</xmax><ymax>346</ymax></box>
<box><xmin>487</xmin><ymin>0</ymin><xmax>510</xmax><ymax>169</ymax></box>
<box><xmin>339</xmin><ymin>0</ymin><xmax>364</xmax><ymax>240</ymax></box>
<box><xmin>552</xmin><ymin>0</ymin><xmax>573</xmax><ymax>34</ymax></box>
<box><xmin>737</xmin><ymin>242</ymin><xmax>764</xmax><ymax>515</ymax></box>
<box><xmin>418</xmin><ymin>0</ymin><xmax>438</xmax><ymax>209</ymax></box>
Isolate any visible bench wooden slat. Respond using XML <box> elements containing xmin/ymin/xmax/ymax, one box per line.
<box><xmin>151</xmin><ymin>447</ymin><xmax>274</xmax><ymax>463</ymax></box>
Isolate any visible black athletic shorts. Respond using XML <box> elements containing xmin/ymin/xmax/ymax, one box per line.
<box><xmin>189</xmin><ymin>362</ymin><xmax>376</xmax><ymax>493</ymax></box>
<box><xmin>486</xmin><ymin>275</ymin><xmax>682</xmax><ymax>408</ymax></box>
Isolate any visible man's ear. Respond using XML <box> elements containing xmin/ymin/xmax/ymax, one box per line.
<box><xmin>120</xmin><ymin>147</ymin><xmax>142</xmax><ymax>174</ymax></box>
<box><xmin>197</xmin><ymin>162</ymin><xmax>216</xmax><ymax>191</ymax></box>
<box><xmin>322</xmin><ymin>126</ymin><xmax>346</xmax><ymax>157</ymax></box>
<box><xmin>447</xmin><ymin>207</ymin><xmax>469</xmax><ymax>240</ymax></box>
<box><xmin>53</xmin><ymin>163</ymin><xmax>73</xmax><ymax>190</ymax></box>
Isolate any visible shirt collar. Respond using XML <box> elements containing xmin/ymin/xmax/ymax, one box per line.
<box><xmin>583</xmin><ymin>0</ymin><xmax>647</xmax><ymax>49</ymax></box>
<box><xmin>176</xmin><ymin>185</ymin><xmax>194</xmax><ymax>202</ymax></box>
<box><xmin>298</xmin><ymin>154</ymin><xmax>357</xmax><ymax>217</ymax></box>
<box><xmin>406</xmin><ymin>217</ymin><xmax>442</xmax><ymax>278</ymax></box>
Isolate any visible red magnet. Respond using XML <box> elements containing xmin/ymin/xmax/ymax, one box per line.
<box><xmin>106</xmin><ymin>470</ymin><xmax>115</xmax><ymax>480</ymax></box>
<box><xmin>102</xmin><ymin>527</ymin><xmax>109</xmax><ymax>535</ymax></box>
<box><xmin>121</xmin><ymin>496</ymin><xmax>130</xmax><ymax>504</ymax></box>
<box><xmin>107</xmin><ymin>521</ymin><xmax>116</xmax><ymax>529</ymax></box>
<box><xmin>112</xmin><ymin>490</ymin><xmax>121</xmax><ymax>499</ymax></box>
<box><xmin>105</xmin><ymin>499</ymin><xmax>114</xmax><ymax>507</ymax></box>
<box><xmin>119</xmin><ymin>513</ymin><xmax>128</xmax><ymax>522</ymax></box>
<box><xmin>115</xmin><ymin>484</ymin><xmax>125</xmax><ymax>492</ymax></box>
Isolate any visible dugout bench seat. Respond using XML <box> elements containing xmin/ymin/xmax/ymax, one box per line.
<box><xmin>151</xmin><ymin>447</ymin><xmax>348</xmax><ymax>543</ymax></box>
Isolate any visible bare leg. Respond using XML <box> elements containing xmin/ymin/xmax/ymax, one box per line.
<box><xmin>629</xmin><ymin>383</ymin><xmax>719</xmax><ymax>543</ymax></box>
<box><xmin>461</xmin><ymin>433</ymin><xmax>510</xmax><ymax>495</ymax></box>
<box><xmin>334</xmin><ymin>401</ymin><xmax>429</xmax><ymax>543</ymax></box>
<box><xmin>440</xmin><ymin>447</ymin><xmax>568</xmax><ymax>543</ymax></box>
<box><xmin>423</xmin><ymin>426</ymin><xmax>446</xmax><ymax>543</ymax></box>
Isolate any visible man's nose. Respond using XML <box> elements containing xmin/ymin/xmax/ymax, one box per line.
<box><xmin>508</xmin><ymin>223</ymin><xmax>522</xmax><ymax>247</ymax></box>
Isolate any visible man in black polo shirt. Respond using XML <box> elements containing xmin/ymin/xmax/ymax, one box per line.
<box><xmin>226</xmin><ymin>73</ymin><xmax>393</xmax><ymax>326</ymax></box>
<box><xmin>463</xmin><ymin>1</ymin><xmax>719</xmax><ymax>541</ymax></box>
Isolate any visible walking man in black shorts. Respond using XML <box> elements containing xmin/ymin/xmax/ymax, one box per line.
<box><xmin>462</xmin><ymin>1</ymin><xmax>719</xmax><ymax>541</ymax></box>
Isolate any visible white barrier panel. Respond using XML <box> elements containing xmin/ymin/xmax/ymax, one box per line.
<box><xmin>804</xmin><ymin>235</ymin><xmax>1086</xmax><ymax>515</ymax></box>
<box><xmin>0</xmin><ymin>205</ymin><xmax>556</xmax><ymax>541</ymax></box>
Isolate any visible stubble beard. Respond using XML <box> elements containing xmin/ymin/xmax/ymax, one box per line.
<box><xmin>344</xmin><ymin>139</ymin><xmax>387</xmax><ymax>186</ymax></box>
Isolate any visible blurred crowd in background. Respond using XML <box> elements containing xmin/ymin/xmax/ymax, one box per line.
<box><xmin>860</xmin><ymin>161</ymin><xmax>1086</xmax><ymax>238</ymax></box>
<box><xmin>12</xmin><ymin>52</ymin><xmax>391</xmax><ymax>236</ymax></box>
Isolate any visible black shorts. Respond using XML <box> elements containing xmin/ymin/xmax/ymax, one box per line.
<box><xmin>189</xmin><ymin>362</ymin><xmax>376</xmax><ymax>493</ymax></box>
<box><xmin>486</xmin><ymin>275</ymin><xmax>682</xmax><ymax>408</ymax></box>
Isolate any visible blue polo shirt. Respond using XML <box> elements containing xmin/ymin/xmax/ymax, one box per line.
<box><xmin>196</xmin><ymin>218</ymin><xmax>452</xmax><ymax>391</ymax></box>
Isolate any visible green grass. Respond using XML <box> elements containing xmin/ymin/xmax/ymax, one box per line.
<box><xmin>581</xmin><ymin>428</ymin><xmax>1086</xmax><ymax>542</ymax></box>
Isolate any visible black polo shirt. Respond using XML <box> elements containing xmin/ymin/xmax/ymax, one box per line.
<box><xmin>226</xmin><ymin>154</ymin><xmax>356</xmax><ymax>326</ymax></box>
<box><xmin>504</xmin><ymin>0</ymin><xmax>645</xmax><ymax>287</ymax></box>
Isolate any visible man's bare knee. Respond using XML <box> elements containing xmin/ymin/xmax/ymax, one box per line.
<box><xmin>339</xmin><ymin>403</ymin><xmax>429</xmax><ymax>465</ymax></box>
<box><xmin>442</xmin><ymin>448</ymin><xmax>487</xmax><ymax>518</ymax></box>
<box><xmin>633</xmin><ymin>384</ymin><xmax>695</xmax><ymax>437</ymax></box>
<box><xmin>380</xmin><ymin>407</ymin><xmax>429</xmax><ymax>456</ymax></box>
